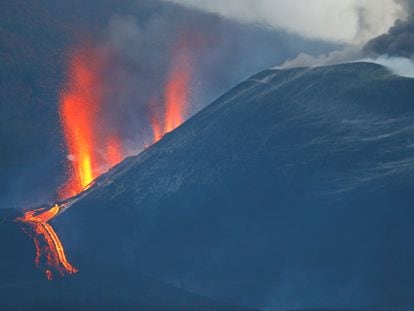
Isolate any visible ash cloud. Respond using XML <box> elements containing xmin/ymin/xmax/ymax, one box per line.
<box><xmin>281</xmin><ymin>0</ymin><xmax>414</xmax><ymax>74</ymax></box>
<box><xmin>364</xmin><ymin>0</ymin><xmax>414</xmax><ymax>58</ymax></box>
<box><xmin>364</xmin><ymin>15</ymin><xmax>414</xmax><ymax>58</ymax></box>
<box><xmin>165</xmin><ymin>0</ymin><xmax>402</xmax><ymax>43</ymax></box>
<box><xmin>359</xmin><ymin>0</ymin><xmax>414</xmax><ymax>77</ymax></box>
<box><xmin>209</xmin><ymin>0</ymin><xmax>413</xmax><ymax>72</ymax></box>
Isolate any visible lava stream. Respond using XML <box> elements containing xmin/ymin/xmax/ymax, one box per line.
<box><xmin>16</xmin><ymin>204</ymin><xmax>78</xmax><ymax>280</ymax></box>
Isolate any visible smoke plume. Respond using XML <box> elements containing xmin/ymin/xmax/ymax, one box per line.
<box><xmin>364</xmin><ymin>14</ymin><xmax>414</xmax><ymax>57</ymax></box>
<box><xmin>165</xmin><ymin>0</ymin><xmax>403</xmax><ymax>43</ymax></box>
<box><xmin>167</xmin><ymin>0</ymin><xmax>414</xmax><ymax>75</ymax></box>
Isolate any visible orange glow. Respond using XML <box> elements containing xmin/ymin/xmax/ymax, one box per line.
<box><xmin>151</xmin><ymin>115</ymin><xmax>163</xmax><ymax>142</ymax></box>
<box><xmin>149</xmin><ymin>99</ymin><xmax>163</xmax><ymax>142</ymax></box>
<box><xmin>59</xmin><ymin>46</ymin><xmax>102</xmax><ymax>198</ymax></box>
<box><xmin>18</xmin><ymin>42</ymin><xmax>131</xmax><ymax>280</ymax></box>
<box><xmin>164</xmin><ymin>54</ymin><xmax>191</xmax><ymax>133</ymax></box>
<box><xmin>59</xmin><ymin>44</ymin><xmax>126</xmax><ymax>199</ymax></box>
<box><xmin>150</xmin><ymin>39</ymin><xmax>193</xmax><ymax>142</ymax></box>
<box><xmin>17</xmin><ymin>35</ymin><xmax>198</xmax><ymax>280</ymax></box>
<box><xmin>106</xmin><ymin>135</ymin><xmax>123</xmax><ymax>167</ymax></box>
<box><xmin>16</xmin><ymin>204</ymin><xmax>78</xmax><ymax>280</ymax></box>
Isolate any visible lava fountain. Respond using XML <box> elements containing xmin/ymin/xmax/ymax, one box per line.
<box><xmin>58</xmin><ymin>44</ymin><xmax>125</xmax><ymax>200</ymax></box>
<box><xmin>16</xmin><ymin>44</ymin><xmax>122</xmax><ymax>280</ymax></box>
<box><xmin>164</xmin><ymin>43</ymin><xmax>192</xmax><ymax>133</ymax></box>
<box><xmin>59</xmin><ymin>45</ymin><xmax>105</xmax><ymax>199</ymax></box>
<box><xmin>17</xmin><ymin>34</ymin><xmax>195</xmax><ymax>280</ymax></box>
<box><xmin>151</xmin><ymin>38</ymin><xmax>193</xmax><ymax>142</ymax></box>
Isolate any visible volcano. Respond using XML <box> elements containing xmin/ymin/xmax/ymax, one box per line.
<box><xmin>3</xmin><ymin>62</ymin><xmax>414</xmax><ymax>310</ymax></box>
<box><xmin>48</xmin><ymin>62</ymin><xmax>414</xmax><ymax>310</ymax></box>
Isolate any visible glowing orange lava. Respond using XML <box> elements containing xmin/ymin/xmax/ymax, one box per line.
<box><xmin>149</xmin><ymin>99</ymin><xmax>163</xmax><ymax>142</ymax></box>
<box><xmin>59</xmin><ymin>44</ymin><xmax>125</xmax><ymax>199</ymax></box>
<box><xmin>17</xmin><ymin>43</ymin><xmax>126</xmax><ymax>280</ymax></box>
<box><xmin>16</xmin><ymin>204</ymin><xmax>78</xmax><ymax>280</ymax></box>
<box><xmin>18</xmin><ymin>34</ymin><xmax>196</xmax><ymax>280</ymax></box>
<box><xmin>151</xmin><ymin>114</ymin><xmax>163</xmax><ymax>143</ymax></box>
<box><xmin>59</xmin><ymin>46</ymin><xmax>103</xmax><ymax>198</ymax></box>
<box><xmin>150</xmin><ymin>40</ymin><xmax>193</xmax><ymax>142</ymax></box>
<box><xmin>164</xmin><ymin>50</ymin><xmax>191</xmax><ymax>133</ymax></box>
<box><xmin>106</xmin><ymin>135</ymin><xmax>123</xmax><ymax>167</ymax></box>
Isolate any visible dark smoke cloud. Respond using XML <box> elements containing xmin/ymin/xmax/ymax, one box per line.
<box><xmin>397</xmin><ymin>0</ymin><xmax>414</xmax><ymax>11</ymax></box>
<box><xmin>281</xmin><ymin>0</ymin><xmax>414</xmax><ymax>69</ymax></box>
<box><xmin>364</xmin><ymin>0</ymin><xmax>414</xmax><ymax>57</ymax></box>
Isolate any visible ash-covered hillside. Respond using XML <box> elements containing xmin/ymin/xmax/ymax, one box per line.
<box><xmin>54</xmin><ymin>62</ymin><xmax>414</xmax><ymax>310</ymax></box>
<box><xmin>0</xmin><ymin>209</ymin><xmax>255</xmax><ymax>311</ymax></box>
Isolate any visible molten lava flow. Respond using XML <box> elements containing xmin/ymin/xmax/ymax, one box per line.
<box><xmin>150</xmin><ymin>40</ymin><xmax>193</xmax><ymax>142</ymax></box>
<box><xmin>18</xmin><ymin>35</ymin><xmax>196</xmax><ymax>280</ymax></box>
<box><xmin>16</xmin><ymin>204</ymin><xmax>78</xmax><ymax>280</ymax></box>
<box><xmin>17</xmin><ymin>43</ymin><xmax>129</xmax><ymax>280</ymax></box>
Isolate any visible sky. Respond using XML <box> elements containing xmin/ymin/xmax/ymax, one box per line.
<box><xmin>165</xmin><ymin>0</ymin><xmax>404</xmax><ymax>43</ymax></box>
<box><xmin>165</xmin><ymin>0</ymin><xmax>414</xmax><ymax>69</ymax></box>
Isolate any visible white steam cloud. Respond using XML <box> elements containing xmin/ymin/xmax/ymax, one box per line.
<box><xmin>281</xmin><ymin>48</ymin><xmax>414</xmax><ymax>79</ymax></box>
<box><xmin>164</xmin><ymin>0</ymin><xmax>404</xmax><ymax>43</ymax></box>
<box><xmin>280</xmin><ymin>46</ymin><xmax>363</xmax><ymax>68</ymax></box>
<box><xmin>361</xmin><ymin>56</ymin><xmax>414</xmax><ymax>78</ymax></box>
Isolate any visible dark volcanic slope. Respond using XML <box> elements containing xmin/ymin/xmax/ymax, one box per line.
<box><xmin>0</xmin><ymin>212</ymin><xmax>254</xmax><ymax>311</ymax></box>
<box><xmin>55</xmin><ymin>62</ymin><xmax>414</xmax><ymax>310</ymax></box>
